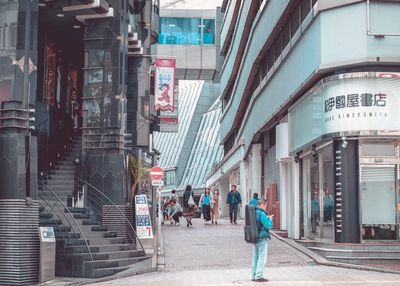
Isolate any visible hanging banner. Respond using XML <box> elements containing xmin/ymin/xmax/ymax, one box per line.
<box><xmin>160</xmin><ymin>84</ymin><xmax>179</xmax><ymax>132</ymax></box>
<box><xmin>154</xmin><ymin>58</ymin><xmax>175</xmax><ymax>112</ymax></box>
<box><xmin>135</xmin><ymin>194</ymin><xmax>154</xmax><ymax>239</ymax></box>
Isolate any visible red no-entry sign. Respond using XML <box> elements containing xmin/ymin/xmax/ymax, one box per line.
<box><xmin>150</xmin><ymin>166</ymin><xmax>164</xmax><ymax>181</ymax></box>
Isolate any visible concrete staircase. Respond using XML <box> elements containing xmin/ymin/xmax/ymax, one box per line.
<box><xmin>38</xmin><ymin>136</ymin><xmax>149</xmax><ymax>278</ymax></box>
<box><xmin>298</xmin><ymin>240</ymin><xmax>400</xmax><ymax>266</ymax></box>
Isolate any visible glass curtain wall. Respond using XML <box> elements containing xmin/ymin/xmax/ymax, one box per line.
<box><xmin>158</xmin><ymin>18</ymin><xmax>215</xmax><ymax>45</ymax></box>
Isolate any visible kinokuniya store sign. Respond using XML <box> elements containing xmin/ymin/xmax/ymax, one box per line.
<box><xmin>289</xmin><ymin>72</ymin><xmax>400</xmax><ymax>153</ymax></box>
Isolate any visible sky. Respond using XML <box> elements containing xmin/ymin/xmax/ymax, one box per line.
<box><xmin>160</xmin><ymin>0</ymin><xmax>223</xmax><ymax>9</ymax></box>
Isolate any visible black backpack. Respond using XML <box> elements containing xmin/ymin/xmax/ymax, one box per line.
<box><xmin>244</xmin><ymin>204</ymin><xmax>259</xmax><ymax>243</ymax></box>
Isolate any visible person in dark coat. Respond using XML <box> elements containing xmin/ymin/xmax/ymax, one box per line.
<box><xmin>226</xmin><ymin>184</ymin><xmax>242</xmax><ymax>224</ymax></box>
<box><xmin>182</xmin><ymin>184</ymin><xmax>195</xmax><ymax>209</ymax></box>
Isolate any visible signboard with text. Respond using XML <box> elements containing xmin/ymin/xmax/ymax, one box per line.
<box><xmin>135</xmin><ymin>195</ymin><xmax>154</xmax><ymax>239</ymax></box>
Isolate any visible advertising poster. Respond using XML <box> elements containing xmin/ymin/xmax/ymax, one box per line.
<box><xmin>135</xmin><ymin>194</ymin><xmax>154</xmax><ymax>239</ymax></box>
<box><xmin>154</xmin><ymin>58</ymin><xmax>175</xmax><ymax>112</ymax></box>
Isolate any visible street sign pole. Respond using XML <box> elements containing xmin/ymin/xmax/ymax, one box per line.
<box><xmin>158</xmin><ymin>186</ymin><xmax>162</xmax><ymax>229</ymax></box>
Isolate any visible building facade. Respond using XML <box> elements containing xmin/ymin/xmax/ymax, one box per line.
<box><xmin>208</xmin><ymin>0</ymin><xmax>400</xmax><ymax>244</ymax></box>
<box><xmin>0</xmin><ymin>0</ymin><xmax>159</xmax><ymax>284</ymax></box>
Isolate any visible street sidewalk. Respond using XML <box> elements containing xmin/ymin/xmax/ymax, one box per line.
<box><xmin>89</xmin><ymin>218</ymin><xmax>400</xmax><ymax>286</ymax></box>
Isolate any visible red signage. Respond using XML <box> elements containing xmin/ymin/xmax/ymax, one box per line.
<box><xmin>150</xmin><ymin>166</ymin><xmax>164</xmax><ymax>181</ymax></box>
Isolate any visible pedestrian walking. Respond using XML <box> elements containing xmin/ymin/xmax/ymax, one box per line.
<box><xmin>226</xmin><ymin>184</ymin><xmax>242</xmax><ymax>224</ymax></box>
<box><xmin>251</xmin><ymin>199</ymin><xmax>273</xmax><ymax>282</ymax></box>
<box><xmin>183</xmin><ymin>204</ymin><xmax>198</xmax><ymax>227</ymax></box>
<box><xmin>211</xmin><ymin>189</ymin><xmax>221</xmax><ymax>224</ymax></box>
<box><xmin>169</xmin><ymin>199</ymin><xmax>183</xmax><ymax>226</ymax></box>
<box><xmin>199</xmin><ymin>188</ymin><xmax>212</xmax><ymax>224</ymax></box>
<box><xmin>182</xmin><ymin>184</ymin><xmax>195</xmax><ymax>209</ymax></box>
<box><xmin>249</xmin><ymin>193</ymin><xmax>259</xmax><ymax>207</ymax></box>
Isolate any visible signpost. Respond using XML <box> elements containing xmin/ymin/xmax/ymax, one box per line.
<box><xmin>150</xmin><ymin>166</ymin><xmax>164</xmax><ymax>231</ymax></box>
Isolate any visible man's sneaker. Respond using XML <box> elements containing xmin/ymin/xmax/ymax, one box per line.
<box><xmin>254</xmin><ymin>278</ymin><xmax>269</xmax><ymax>282</ymax></box>
<box><xmin>234</xmin><ymin>222</ymin><xmax>238</xmax><ymax>224</ymax></box>
<box><xmin>175</xmin><ymin>223</ymin><xmax>180</xmax><ymax>226</ymax></box>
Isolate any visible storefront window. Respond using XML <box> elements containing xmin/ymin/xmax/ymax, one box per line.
<box><xmin>302</xmin><ymin>144</ymin><xmax>334</xmax><ymax>241</ymax></box>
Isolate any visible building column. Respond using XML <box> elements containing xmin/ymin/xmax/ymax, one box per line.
<box><xmin>291</xmin><ymin>157</ymin><xmax>300</xmax><ymax>239</ymax></box>
<box><xmin>0</xmin><ymin>1</ymin><xmax>39</xmax><ymax>284</ymax></box>
<box><xmin>239</xmin><ymin>161</ymin><xmax>247</xmax><ymax>218</ymax></box>
<box><xmin>279</xmin><ymin>162</ymin><xmax>290</xmax><ymax>231</ymax></box>
<box><xmin>81</xmin><ymin>1</ymin><xmax>129</xmax><ymax>205</ymax></box>
<box><xmin>250</xmin><ymin>143</ymin><xmax>262</xmax><ymax>201</ymax></box>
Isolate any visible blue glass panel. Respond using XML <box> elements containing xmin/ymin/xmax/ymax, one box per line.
<box><xmin>203</xmin><ymin>19</ymin><xmax>215</xmax><ymax>44</ymax></box>
<box><xmin>158</xmin><ymin>17</ymin><xmax>201</xmax><ymax>45</ymax></box>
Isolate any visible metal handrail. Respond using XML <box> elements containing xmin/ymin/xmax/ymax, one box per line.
<box><xmin>39</xmin><ymin>182</ymin><xmax>94</xmax><ymax>261</ymax></box>
<box><xmin>76</xmin><ymin>178</ymin><xmax>145</xmax><ymax>253</ymax></box>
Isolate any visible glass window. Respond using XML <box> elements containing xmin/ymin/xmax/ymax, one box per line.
<box><xmin>362</xmin><ymin>144</ymin><xmax>395</xmax><ymax>156</ymax></box>
<box><xmin>267</xmin><ymin>47</ymin><xmax>274</xmax><ymax>71</ymax></box>
<box><xmin>282</xmin><ymin>21</ymin><xmax>291</xmax><ymax>50</ymax></box>
<box><xmin>158</xmin><ymin>17</ymin><xmax>201</xmax><ymax>45</ymax></box>
<box><xmin>274</xmin><ymin>34</ymin><xmax>282</xmax><ymax>61</ymax></box>
<box><xmin>261</xmin><ymin>53</ymin><xmax>268</xmax><ymax>78</ymax></box>
<box><xmin>301</xmin><ymin>0</ymin><xmax>311</xmax><ymax>21</ymax></box>
<box><xmin>202</xmin><ymin>19</ymin><xmax>215</xmax><ymax>44</ymax></box>
<box><xmin>291</xmin><ymin>4</ymin><xmax>301</xmax><ymax>37</ymax></box>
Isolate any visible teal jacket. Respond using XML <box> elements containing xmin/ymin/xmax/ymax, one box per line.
<box><xmin>226</xmin><ymin>191</ymin><xmax>242</xmax><ymax>205</ymax></box>
<box><xmin>249</xmin><ymin>198</ymin><xmax>259</xmax><ymax>207</ymax></box>
<box><xmin>256</xmin><ymin>208</ymin><xmax>273</xmax><ymax>240</ymax></box>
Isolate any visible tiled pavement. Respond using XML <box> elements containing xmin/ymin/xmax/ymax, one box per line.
<box><xmin>89</xmin><ymin>218</ymin><xmax>400</xmax><ymax>286</ymax></box>
<box><xmin>161</xmin><ymin>218</ymin><xmax>313</xmax><ymax>271</ymax></box>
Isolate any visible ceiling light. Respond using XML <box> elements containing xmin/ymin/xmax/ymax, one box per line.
<box><xmin>56</xmin><ymin>14</ymin><xmax>65</xmax><ymax>18</ymax></box>
<box><xmin>73</xmin><ymin>25</ymin><xmax>81</xmax><ymax>29</ymax></box>
<box><xmin>38</xmin><ymin>3</ymin><xmax>46</xmax><ymax>7</ymax></box>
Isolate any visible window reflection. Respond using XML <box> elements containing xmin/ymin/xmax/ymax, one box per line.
<box><xmin>158</xmin><ymin>17</ymin><xmax>215</xmax><ymax>45</ymax></box>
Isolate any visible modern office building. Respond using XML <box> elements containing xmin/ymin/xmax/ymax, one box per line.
<box><xmin>0</xmin><ymin>0</ymin><xmax>159</xmax><ymax>283</ymax></box>
<box><xmin>208</xmin><ymin>0</ymin><xmax>400</xmax><ymax>244</ymax></box>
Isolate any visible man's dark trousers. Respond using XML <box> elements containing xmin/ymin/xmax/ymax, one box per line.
<box><xmin>229</xmin><ymin>204</ymin><xmax>238</xmax><ymax>223</ymax></box>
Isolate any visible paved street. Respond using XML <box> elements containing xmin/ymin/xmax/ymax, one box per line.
<box><xmin>89</xmin><ymin>218</ymin><xmax>400</xmax><ymax>286</ymax></box>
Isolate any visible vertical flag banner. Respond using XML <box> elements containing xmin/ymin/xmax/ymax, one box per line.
<box><xmin>154</xmin><ymin>59</ymin><xmax>175</xmax><ymax>112</ymax></box>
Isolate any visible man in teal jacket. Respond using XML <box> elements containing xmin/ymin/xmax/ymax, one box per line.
<box><xmin>226</xmin><ymin>185</ymin><xmax>242</xmax><ymax>224</ymax></box>
<box><xmin>251</xmin><ymin>199</ymin><xmax>273</xmax><ymax>282</ymax></box>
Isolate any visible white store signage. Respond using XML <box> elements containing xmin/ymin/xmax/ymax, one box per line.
<box><xmin>290</xmin><ymin>73</ymin><xmax>400</xmax><ymax>152</ymax></box>
<box><xmin>323</xmin><ymin>76</ymin><xmax>400</xmax><ymax>134</ymax></box>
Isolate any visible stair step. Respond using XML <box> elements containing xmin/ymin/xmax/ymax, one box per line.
<box><xmin>91</xmin><ymin>265</ymin><xmax>130</xmax><ymax>278</ymax></box>
<box><xmin>64</xmin><ymin>243</ymin><xmax>137</xmax><ymax>254</ymax></box>
<box><xmin>39</xmin><ymin>212</ymin><xmax>53</xmax><ymax>218</ymax></box>
<box><xmin>85</xmin><ymin>256</ymin><xmax>147</xmax><ymax>270</ymax></box>
<box><xmin>88</xmin><ymin>237</ymin><xmax>126</xmax><ymax>246</ymax></box>
<box><xmin>91</xmin><ymin>249</ymin><xmax>145</xmax><ymax>260</ymax></box>
<box><xmin>73</xmin><ymin>213</ymin><xmax>91</xmax><ymax>219</ymax></box>
<box><xmin>66</xmin><ymin>207</ymin><xmax>88</xmax><ymax>214</ymax></box>
<box><xmin>92</xmin><ymin>225</ymin><xmax>108</xmax><ymax>232</ymax></box>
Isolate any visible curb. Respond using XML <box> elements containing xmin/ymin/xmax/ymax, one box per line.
<box><xmin>270</xmin><ymin>230</ymin><xmax>400</xmax><ymax>275</ymax></box>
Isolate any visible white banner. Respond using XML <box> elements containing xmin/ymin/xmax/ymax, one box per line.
<box><xmin>135</xmin><ymin>195</ymin><xmax>154</xmax><ymax>239</ymax></box>
<box><xmin>154</xmin><ymin>59</ymin><xmax>175</xmax><ymax>112</ymax></box>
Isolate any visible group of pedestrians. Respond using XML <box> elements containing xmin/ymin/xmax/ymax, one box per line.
<box><xmin>161</xmin><ymin>185</ymin><xmax>274</xmax><ymax>283</ymax></box>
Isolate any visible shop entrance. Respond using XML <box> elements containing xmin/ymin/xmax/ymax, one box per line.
<box><xmin>360</xmin><ymin>165</ymin><xmax>397</xmax><ymax>240</ymax></box>
<box><xmin>360</xmin><ymin>143</ymin><xmax>400</xmax><ymax>241</ymax></box>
